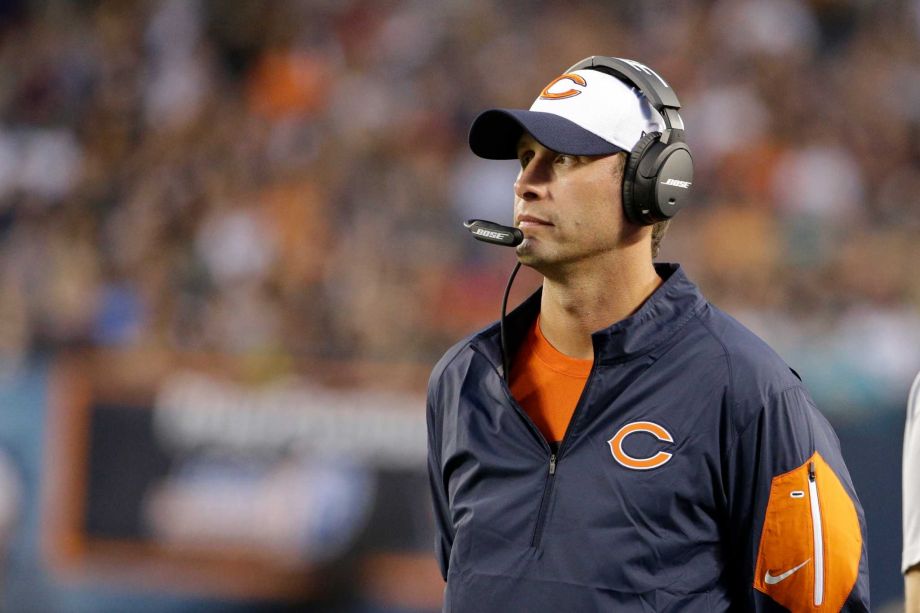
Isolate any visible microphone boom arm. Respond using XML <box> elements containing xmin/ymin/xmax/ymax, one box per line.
<box><xmin>462</xmin><ymin>218</ymin><xmax>524</xmax><ymax>383</ymax></box>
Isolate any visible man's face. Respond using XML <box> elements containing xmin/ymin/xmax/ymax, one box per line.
<box><xmin>513</xmin><ymin>132</ymin><xmax>629</xmax><ymax>271</ymax></box>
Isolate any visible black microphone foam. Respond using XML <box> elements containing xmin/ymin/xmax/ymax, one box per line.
<box><xmin>464</xmin><ymin>219</ymin><xmax>523</xmax><ymax>247</ymax></box>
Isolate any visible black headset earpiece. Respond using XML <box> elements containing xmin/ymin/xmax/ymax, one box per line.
<box><xmin>622</xmin><ymin>131</ymin><xmax>693</xmax><ymax>225</ymax></box>
<box><xmin>565</xmin><ymin>56</ymin><xmax>694</xmax><ymax>226</ymax></box>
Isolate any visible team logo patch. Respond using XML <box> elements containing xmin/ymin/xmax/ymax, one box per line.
<box><xmin>539</xmin><ymin>73</ymin><xmax>587</xmax><ymax>100</ymax></box>
<box><xmin>608</xmin><ymin>421</ymin><xmax>674</xmax><ymax>470</ymax></box>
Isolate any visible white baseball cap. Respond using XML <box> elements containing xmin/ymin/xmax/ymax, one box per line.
<box><xmin>469</xmin><ymin>68</ymin><xmax>665</xmax><ymax>159</ymax></box>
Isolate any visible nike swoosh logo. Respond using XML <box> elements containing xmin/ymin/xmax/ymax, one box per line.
<box><xmin>764</xmin><ymin>559</ymin><xmax>811</xmax><ymax>585</ymax></box>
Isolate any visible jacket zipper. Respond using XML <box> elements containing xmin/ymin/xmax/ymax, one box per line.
<box><xmin>471</xmin><ymin>344</ymin><xmax>599</xmax><ymax>549</ymax></box>
<box><xmin>529</xmin><ymin>361</ymin><xmax>600</xmax><ymax>547</ymax></box>
<box><xmin>530</xmin><ymin>453</ymin><xmax>557</xmax><ymax>546</ymax></box>
<box><xmin>470</xmin><ymin>345</ymin><xmax>554</xmax><ymax>547</ymax></box>
<box><xmin>808</xmin><ymin>461</ymin><xmax>825</xmax><ymax>606</ymax></box>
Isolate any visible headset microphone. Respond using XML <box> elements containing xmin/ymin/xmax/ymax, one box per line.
<box><xmin>464</xmin><ymin>219</ymin><xmax>524</xmax><ymax>247</ymax></box>
<box><xmin>463</xmin><ymin>219</ymin><xmax>523</xmax><ymax>384</ymax></box>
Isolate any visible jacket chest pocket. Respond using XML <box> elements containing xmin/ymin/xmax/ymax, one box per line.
<box><xmin>753</xmin><ymin>451</ymin><xmax>862</xmax><ymax>611</ymax></box>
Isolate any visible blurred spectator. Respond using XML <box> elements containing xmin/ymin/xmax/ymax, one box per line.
<box><xmin>0</xmin><ymin>0</ymin><xmax>915</xmax><ymax>399</ymax></box>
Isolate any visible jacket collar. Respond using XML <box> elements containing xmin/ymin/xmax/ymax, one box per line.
<box><xmin>472</xmin><ymin>263</ymin><xmax>705</xmax><ymax>372</ymax></box>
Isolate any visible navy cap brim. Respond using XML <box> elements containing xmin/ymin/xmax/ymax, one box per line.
<box><xmin>468</xmin><ymin>109</ymin><xmax>625</xmax><ymax>160</ymax></box>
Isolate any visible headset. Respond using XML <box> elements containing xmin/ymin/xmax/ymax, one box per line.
<box><xmin>565</xmin><ymin>56</ymin><xmax>694</xmax><ymax>226</ymax></box>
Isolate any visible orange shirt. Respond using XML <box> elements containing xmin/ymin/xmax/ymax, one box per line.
<box><xmin>509</xmin><ymin>316</ymin><xmax>593</xmax><ymax>445</ymax></box>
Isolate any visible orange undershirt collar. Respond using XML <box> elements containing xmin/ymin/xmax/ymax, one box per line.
<box><xmin>509</xmin><ymin>315</ymin><xmax>593</xmax><ymax>444</ymax></box>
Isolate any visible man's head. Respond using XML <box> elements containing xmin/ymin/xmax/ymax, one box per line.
<box><xmin>468</xmin><ymin>60</ymin><xmax>686</xmax><ymax>270</ymax></box>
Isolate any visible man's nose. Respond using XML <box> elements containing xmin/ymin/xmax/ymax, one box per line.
<box><xmin>513</xmin><ymin>161</ymin><xmax>549</xmax><ymax>201</ymax></box>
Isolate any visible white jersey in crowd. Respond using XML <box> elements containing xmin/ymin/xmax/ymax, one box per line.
<box><xmin>904</xmin><ymin>371</ymin><xmax>920</xmax><ymax>572</ymax></box>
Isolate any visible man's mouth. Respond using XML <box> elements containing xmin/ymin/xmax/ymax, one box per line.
<box><xmin>516</xmin><ymin>214</ymin><xmax>553</xmax><ymax>227</ymax></box>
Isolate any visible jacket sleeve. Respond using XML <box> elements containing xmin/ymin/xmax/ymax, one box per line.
<box><xmin>427</xmin><ymin>372</ymin><xmax>453</xmax><ymax>581</ymax></box>
<box><xmin>724</xmin><ymin>385</ymin><xmax>870</xmax><ymax>612</ymax></box>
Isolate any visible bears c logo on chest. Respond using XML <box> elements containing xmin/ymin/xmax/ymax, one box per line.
<box><xmin>608</xmin><ymin>421</ymin><xmax>675</xmax><ymax>470</ymax></box>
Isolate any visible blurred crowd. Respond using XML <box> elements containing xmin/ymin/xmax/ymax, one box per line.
<box><xmin>0</xmin><ymin>0</ymin><xmax>918</xmax><ymax>407</ymax></box>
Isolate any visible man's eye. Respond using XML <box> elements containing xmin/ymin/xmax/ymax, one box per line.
<box><xmin>519</xmin><ymin>152</ymin><xmax>533</xmax><ymax>168</ymax></box>
<box><xmin>555</xmin><ymin>154</ymin><xmax>576</xmax><ymax>165</ymax></box>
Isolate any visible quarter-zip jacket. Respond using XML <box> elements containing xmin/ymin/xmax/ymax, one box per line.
<box><xmin>427</xmin><ymin>264</ymin><xmax>869</xmax><ymax>612</ymax></box>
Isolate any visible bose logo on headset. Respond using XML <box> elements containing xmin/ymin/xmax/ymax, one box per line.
<box><xmin>661</xmin><ymin>178</ymin><xmax>691</xmax><ymax>189</ymax></box>
<box><xmin>473</xmin><ymin>228</ymin><xmax>509</xmax><ymax>241</ymax></box>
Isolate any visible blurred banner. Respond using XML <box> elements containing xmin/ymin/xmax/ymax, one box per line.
<box><xmin>37</xmin><ymin>351</ymin><xmax>440</xmax><ymax>609</ymax></box>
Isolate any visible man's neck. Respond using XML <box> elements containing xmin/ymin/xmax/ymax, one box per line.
<box><xmin>538</xmin><ymin>253</ymin><xmax>663</xmax><ymax>360</ymax></box>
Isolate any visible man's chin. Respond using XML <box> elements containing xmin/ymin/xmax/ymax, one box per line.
<box><xmin>514</xmin><ymin>237</ymin><xmax>537</xmax><ymax>261</ymax></box>
<box><xmin>515</xmin><ymin>240</ymin><xmax>557</xmax><ymax>270</ymax></box>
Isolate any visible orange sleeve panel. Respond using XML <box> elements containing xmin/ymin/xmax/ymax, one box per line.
<box><xmin>509</xmin><ymin>317</ymin><xmax>592</xmax><ymax>445</ymax></box>
<box><xmin>753</xmin><ymin>451</ymin><xmax>862</xmax><ymax>612</ymax></box>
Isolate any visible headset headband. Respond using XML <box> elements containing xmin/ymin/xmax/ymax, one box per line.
<box><xmin>565</xmin><ymin>56</ymin><xmax>685</xmax><ymax>140</ymax></box>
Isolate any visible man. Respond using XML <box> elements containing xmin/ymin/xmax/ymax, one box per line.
<box><xmin>904</xmin><ymin>371</ymin><xmax>920</xmax><ymax>612</ymax></box>
<box><xmin>427</xmin><ymin>56</ymin><xmax>869</xmax><ymax>611</ymax></box>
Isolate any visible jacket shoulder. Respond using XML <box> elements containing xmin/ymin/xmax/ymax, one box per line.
<box><xmin>427</xmin><ymin>322</ymin><xmax>498</xmax><ymax>398</ymax></box>
<box><xmin>429</xmin><ymin>335</ymin><xmax>474</xmax><ymax>392</ymax></box>
<box><xmin>696</xmin><ymin>304</ymin><xmax>806</xmax><ymax>423</ymax></box>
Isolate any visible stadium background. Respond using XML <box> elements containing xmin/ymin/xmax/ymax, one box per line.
<box><xmin>0</xmin><ymin>0</ymin><xmax>918</xmax><ymax>611</ymax></box>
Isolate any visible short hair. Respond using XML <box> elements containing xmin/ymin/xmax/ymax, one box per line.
<box><xmin>651</xmin><ymin>220</ymin><xmax>670</xmax><ymax>259</ymax></box>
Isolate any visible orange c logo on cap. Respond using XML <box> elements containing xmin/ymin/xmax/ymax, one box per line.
<box><xmin>539</xmin><ymin>73</ymin><xmax>587</xmax><ymax>100</ymax></box>
<box><xmin>608</xmin><ymin>421</ymin><xmax>674</xmax><ymax>470</ymax></box>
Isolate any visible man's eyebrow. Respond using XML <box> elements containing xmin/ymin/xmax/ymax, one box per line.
<box><xmin>517</xmin><ymin>133</ymin><xmax>536</xmax><ymax>147</ymax></box>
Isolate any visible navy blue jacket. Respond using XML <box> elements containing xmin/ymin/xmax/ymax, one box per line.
<box><xmin>427</xmin><ymin>264</ymin><xmax>869</xmax><ymax>612</ymax></box>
